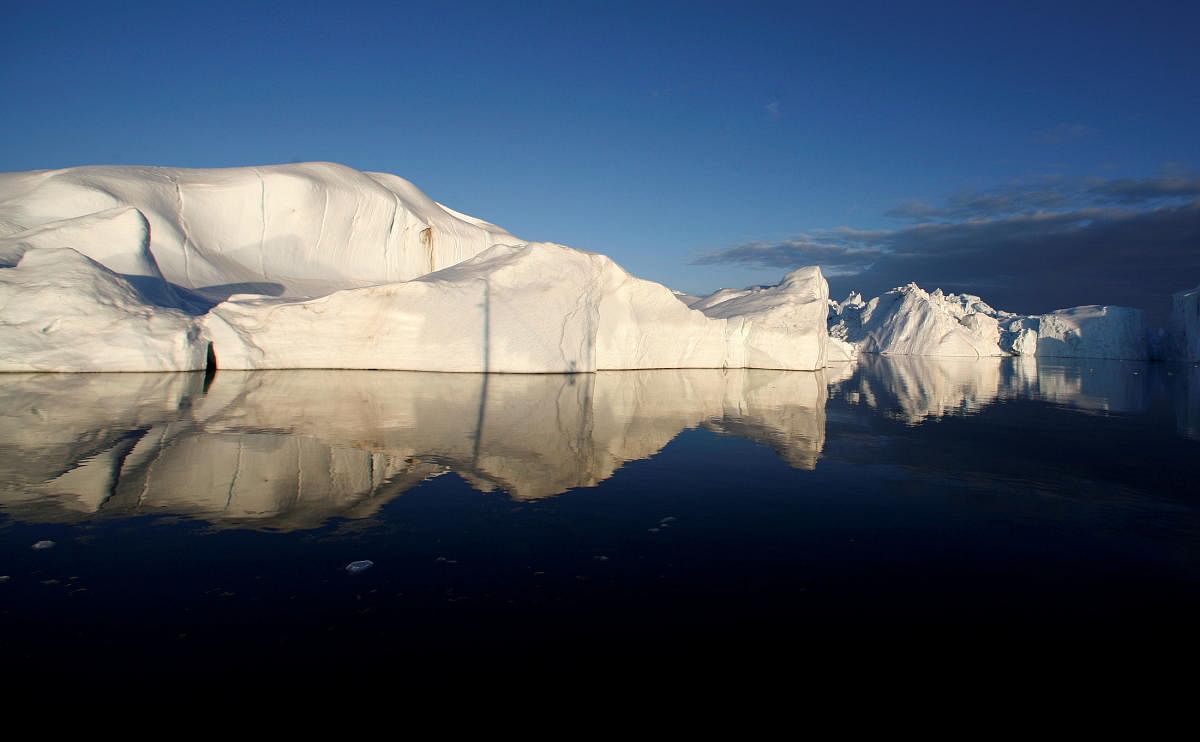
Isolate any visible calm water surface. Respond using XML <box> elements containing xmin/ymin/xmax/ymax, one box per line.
<box><xmin>1</xmin><ymin>356</ymin><xmax>1198</xmax><ymax>673</ymax></box>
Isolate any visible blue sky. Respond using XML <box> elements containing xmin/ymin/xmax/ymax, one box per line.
<box><xmin>2</xmin><ymin>1</ymin><xmax>1198</xmax><ymax>316</ymax></box>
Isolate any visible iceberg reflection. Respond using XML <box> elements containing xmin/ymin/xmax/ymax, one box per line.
<box><xmin>0</xmin><ymin>368</ymin><xmax>827</xmax><ymax>528</ymax></box>
<box><xmin>838</xmin><ymin>355</ymin><xmax>1005</xmax><ymax>423</ymax></box>
<box><xmin>1172</xmin><ymin>364</ymin><xmax>1200</xmax><ymax>441</ymax></box>
<box><xmin>836</xmin><ymin>354</ymin><xmax>1158</xmax><ymax>423</ymax></box>
<box><xmin>3</xmin><ymin>357</ymin><xmax>1189</xmax><ymax>529</ymax></box>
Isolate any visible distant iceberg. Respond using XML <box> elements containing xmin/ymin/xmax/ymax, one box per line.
<box><xmin>822</xmin><ymin>284</ymin><xmax>1151</xmax><ymax>360</ymax></box>
<box><xmin>1169</xmin><ymin>283</ymin><xmax>1200</xmax><ymax>362</ymax></box>
<box><xmin>823</xmin><ymin>284</ymin><xmax>1006</xmax><ymax>358</ymax></box>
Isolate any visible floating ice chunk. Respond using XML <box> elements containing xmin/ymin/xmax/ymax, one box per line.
<box><xmin>31</xmin><ymin>539</ymin><xmax>55</xmax><ymax>550</ymax></box>
<box><xmin>345</xmin><ymin>560</ymin><xmax>374</xmax><ymax>574</ymax></box>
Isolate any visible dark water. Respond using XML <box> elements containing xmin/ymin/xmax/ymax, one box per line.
<box><xmin>1</xmin><ymin>356</ymin><xmax>1198</xmax><ymax>674</ymax></box>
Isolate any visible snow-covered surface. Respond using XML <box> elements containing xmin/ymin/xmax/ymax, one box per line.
<box><xmin>206</xmin><ymin>243</ymin><xmax>831</xmax><ymax>372</ymax></box>
<box><xmin>1169</xmin><ymin>283</ymin><xmax>1200</xmax><ymax>361</ymax></box>
<box><xmin>0</xmin><ymin>162</ymin><xmax>521</xmax><ymax>300</ymax></box>
<box><xmin>0</xmin><ymin>246</ymin><xmax>207</xmax><ymax>372</ymax></box>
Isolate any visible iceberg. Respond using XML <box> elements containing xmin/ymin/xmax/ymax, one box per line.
<box><xmin>1</xmin><ymin>161</ymin><xmax>1174</xmax><ymax>372</ymax></box>
<box><xmin>1169</xmin><ymin>283</ymin><xmax>1200</xmax><ymax>362</ymax></box>
<box><xmin>1026</xmin><ymin>305</ymin><xmax>1149</xmax><ymax>360</ymax></box>
<box><xmin>828</xmin><ymin>283</ymin><xmax>1153</xmax><ymax>360</ymax></box>
<box><xmin>205</xmin><ymin>243</ymin><xmax>831</xmax><ymax>372</ymax></box>
<box><xmin>1</xmin><ymin>163</ymin><xmax>833</xmax><ymax>373</ymax></box>
<box><xmin>827</xmin><ymin>284</ymin><xmax>1006</xmax><ymax>357</ymax></box>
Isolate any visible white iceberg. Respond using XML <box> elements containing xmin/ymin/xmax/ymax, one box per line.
<box><xmin>1</xmin><ymin>163</ymin><xmax>837</xmax><ymax>373</ymax></box>
<box><xmin>3</xmin><ymin>161</ymin><xmax>1167</xmax><ymax>372</ymax></box>
<box><xmin>1025</xmin><ymin>305</ymin><xmax>1148</xmax><ymax>360</ymax></box>
<box><xmin>205</xmin><ymin>243</ymin><xmax>831</xmax><ymax>372</ymax></box>
<box><xmin>829</xmin><ymin>283</ymin><xmax>1153</xmax><ymax>360</ymax></box>
<box><xmin>828</xmin><ymin>284</ymin><xmax>1006</xmax><ymax>357</ymax></box>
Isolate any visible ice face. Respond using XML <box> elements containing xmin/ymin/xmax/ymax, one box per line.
<box><xmin>1032</xmin><ymin>305</ymin><xmax>1149</xmax><ymax>360</ymax></box>
<box><xmin>205</xmin><ymin>243</ymin><xmax>832</xmax><ymax>372</ymax></box>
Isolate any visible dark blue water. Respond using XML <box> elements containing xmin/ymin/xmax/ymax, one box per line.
<box><xmin>1</xmin><ymin>357</ymin><xmax>1198</xmax><ymax>675</ymax></box>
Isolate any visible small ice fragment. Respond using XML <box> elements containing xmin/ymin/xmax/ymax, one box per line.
<box><xmin>345</xmin><ymin>560</ymin><xmax>374</xmax><ymax>575</ymax></box>
<box><xmin>659</xmin><ymin>516</ymin><xmax>677</xmax><ymax>524</ymax></box>
<box><xmin>0</xmin><ymin>576</ymin><xmax>10</xmax><ymax>583</ymax></box>
<box><xmin>648</xmin><ymin>528</ymin><xmax>660</xmax><ymax>533</ymax></box>
<box><xmin>32</xmin><ymin>540</ymin><xmax>55</xmax><ymax>550</ymax></box>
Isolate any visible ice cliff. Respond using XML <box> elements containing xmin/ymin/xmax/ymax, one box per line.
<box><xmin>205</xmin><ymin>243</ymin><xmax>830</xmax><ymax>371</ymax></box>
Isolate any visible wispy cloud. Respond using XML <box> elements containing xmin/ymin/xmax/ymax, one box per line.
<box><xmin>1087</xmin><ymin>175</ymin><xmax>1200</xmax><ymax>203</ymax></box>
<box><xmin>885</xmin><ymin>181</ymin><xmax>1072</xmax><ymax>220</ymax></box>
<box><xmin>765</xmin><ymin>100</ymin><xmax>781</xmax><ymax>120</ymax></box>
<box><xmin>695</xmin><ymin>175</ymin><xmax>1200</xmax><ymax>318</ymax></box>
<box><xmin>695</xmin><ymin>234</ymin><xmax>882</xmax><ymax>274</ymax></box>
